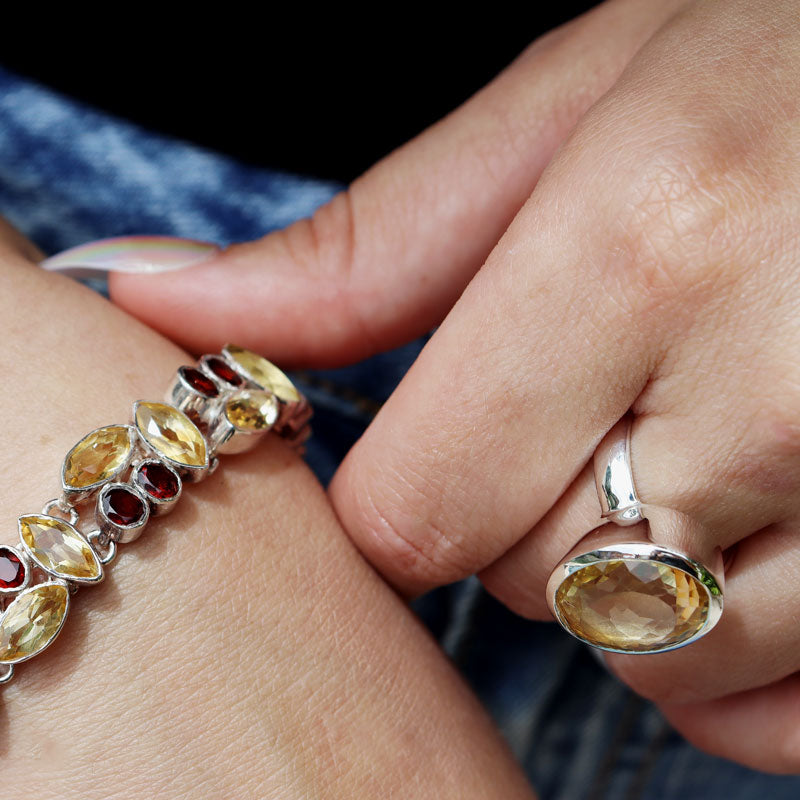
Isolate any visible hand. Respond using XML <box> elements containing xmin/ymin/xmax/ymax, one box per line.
<box><xmin>0</xmin><ymin>221</ymin><xmax>534</xmax><ymax>798</ymax></box>
<box><xmin>110</xmin><ymin>0</ymin><xmax>800</xmax><ymax>773</ymax></box>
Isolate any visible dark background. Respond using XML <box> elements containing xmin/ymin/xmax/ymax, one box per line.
<box><xmin>1</xmin><ymin>5</ymin><xmax>597</xmax><ymax>183</ymax></box>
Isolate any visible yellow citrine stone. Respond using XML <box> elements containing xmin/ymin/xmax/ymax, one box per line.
<box><xmin>555</xmin><ymin>559</ymin><xmax>709</xmax><ymax>652</ymax></box>
<box><xmin>0</xmin><ymin>584</ymin><xmax>69</xmax><ymax>664</ymax></box>
<box><xmin>63</xmin><ymin>425</ymin><xmax>132</xmax><ymax>489</ymax></box>
<box><xmin>19</xmin><ymin>515</ymin><xmax>102</xmax><ymax>582</ymax></box>
<box><xmin>135</xmin><ymin>402</ymin><xmax>207</xmax><ymax>467</ymax></box>
<box><xmin>225</xmin><ymin>390</ymin><xmax>279</xmax><ymax>431</ymax></box>
<box><xmin>224</xmin><ymin>345</ymin><xmax>301</xmax><ymax>404</ymax></box>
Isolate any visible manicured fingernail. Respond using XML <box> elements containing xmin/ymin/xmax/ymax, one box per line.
<box><xmin>40</xmin><ymin>236</ymin><xmax>221</xmax><ymax>278</ymax></box>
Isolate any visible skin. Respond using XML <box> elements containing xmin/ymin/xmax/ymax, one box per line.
<box><xmin>111</xmin><ymin>0</ymin><xmax>800</xmax><ymax>774</ymax></box>
<box><xmin>0</xmin><ymin>224</ymin><xmax>535</xmax><ymax>798</ymax></box>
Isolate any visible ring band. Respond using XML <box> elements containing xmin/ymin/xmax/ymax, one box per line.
<box><xmin>547</xmin><ymin>416</ymin><xmax>724</xmax><ymax>654</ymax></box>
<box><xmin>0</xmin><ymin>344</ymin><xmax>309</xmax><ymax>685</ymax></box>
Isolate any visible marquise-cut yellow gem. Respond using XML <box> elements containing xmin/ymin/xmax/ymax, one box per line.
<box><xmin>19</xmin><ymin>515</ymin><xmax>101</xmax><ymax>581</ymax></box>
<box><xmin>135</xmin><ymin>402</ymin><xmax>207</xmax><ymax>467</ymax></box>
<box><xmin>0</xmin><ymin>584</ymin><xmax>69</xmax><ymax>663</ymax></box>
<box><xmin>63</xmin><ymin>425</ymin><xmax>132</xmax><ymax>489</ymax></box>
<box><xmin>225</xmin><ymin>390</ymin><xmax>279</xmax><ymax>431</ymax></box>
<box><xmin>555</xmin><ymin>559</ymin><xmax>709</xmax><ymax>652</ymax></box>
<box><xmin>225</xmin><ymin>345</ymin><xmax>301</xmax><ymax>404</ymax></box>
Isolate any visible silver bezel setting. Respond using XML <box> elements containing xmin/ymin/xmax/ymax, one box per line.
<box><xmin>219</xmin><ymin>344</ymin><xmax>311</xmax><ymax>436</ymax></box>
<box><xmin>208</xmin><ymin>390</ymin><xmax>279</xmax><ymax>456</ymax></box>
<box><xmin>165</xmin><ymin>366</ymin><xmax>223</xmax><ymax>428</ymax></box>
<box><xmin>132</xmin><ymin>400</ymin><xmax>210</xmax><ymax>482</ymax></box>
<box><xmin>18</xmin><ymin>514</ymin><xmax>104</xmax><ymax>585</ymax></box>
<box><xmin>549</xmin><ymin>542</ymin><xmax>724</xmax><ymax>655</ymax></box>
<box><xmin>61</xmin><ymin>424</ymin><xmax>137</xmax><ymax>501</ymax></box>
<box><xmin>0</xmin><ymin>581</ymin><xmax>71</xmax><ymax>665</ymax></box>
<box><xmin>198</xmin><ymin>354</ymin><xmax>249</xmax><ymax>390</ymax></box>
<box><xmin>133</xmin><ymin>459</ymin><xmax>183</xmax><ymax>516</ymax></box>
<box><xmin>0</xmin><ymin>545</ymin><xmax>31</xmax><ymax>596</ymax></box>
<box><xmin>96</xmin><ymin>482</ymin><xmax>151</xmax><ymax>544</ymax></box>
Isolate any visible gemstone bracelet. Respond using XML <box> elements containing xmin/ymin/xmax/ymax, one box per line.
<box><xmin>0</xmin><ymin>345</ymin><xmax>311</xmax><ymax>684</ymax></box>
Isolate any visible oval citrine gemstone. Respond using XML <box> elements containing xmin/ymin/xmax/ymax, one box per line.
<box><xmin>555</xmin><ymin>559</ymin><xmax>709</xmax><ymax>652</ymax></box>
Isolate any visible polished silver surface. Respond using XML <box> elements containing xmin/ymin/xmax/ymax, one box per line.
<box><xmin>594</xmin><ymin>416</ymin><xmax>643</xmax><ymax>526</ymax></box>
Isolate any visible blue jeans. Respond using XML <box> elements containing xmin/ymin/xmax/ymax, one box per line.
<box><xmin>0</xmin><ymin>65</ymin><xmax>795</xmax><ymax>798</ymax></box>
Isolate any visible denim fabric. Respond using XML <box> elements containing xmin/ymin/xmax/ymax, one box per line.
<box><xmin>0</xmin><ymin>65</ymin><xmax>796</xmax><ymax>798</ymax></box>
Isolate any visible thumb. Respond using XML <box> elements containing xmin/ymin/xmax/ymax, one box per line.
<box><xmin>109</xmin><ymin>0</ymin><xmax>677</xmax><ymax>367</ymax></box>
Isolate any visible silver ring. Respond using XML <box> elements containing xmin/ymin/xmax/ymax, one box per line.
<box><xmin>546</xmin><ymin>416</ymin><xmax>724</xmax><ymax>654</ymax></box>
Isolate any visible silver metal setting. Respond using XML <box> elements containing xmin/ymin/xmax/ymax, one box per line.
<box><xmin>166</xmin><ymin>366</ymin><xmax>223</xmax><ymax>428</ymax></box>
<box><xmin>0</xmin><ymin>545</ymin><xmax>31</xmax><ymax>595</ymax></box>
<box><xmin>198</xmin><ymin>354</ymin><xmax>249</xmax><ymax>390</ymax></box>
<box><xmin>208</xmin><ymin>389</ymin><xmax>279</xmax><ymax>456</ymax></box>
<box><xmin>96</xmin><ymin>482</ymin><xmax>151</xmax><ymax>544</ymax></box>
<box><xmin>87</xmin><ymin>531</ymin><xmax>118</xmax><ymax>565</ymax></box>
<box><xmin>594</xmin><ymin>415</ymin><xmax>643</xmax><ymax>526</ymax></box>
<box><xmin>60</xmin><ymin>424</ymin><xmax>136</xmax><ymax>502</ymax></box>
<box><xmin>0</xmin><ymin>345</ymin><xmax>310</xmax><ymax>685</ymax></box>
<box><xmin>219</xmin><ymin>344</ymin><xmax>312</xmax><ymax>444</ymax></box>
<box><xmin>132</xmin><ymin>400</ymin><xmax>211</xmax><ymax>482</ymax></box>
<box><xmin>548</xmin><ymin>540</ymin><xmax>724</xmax><ymax>654</ymax></box>
<box><xmin>18</xmin><ymin>514</ymin><xmax>104</xmax><ymax>586</ymax></box>
<box><xmin>545</xmin><ymin>416</ymin><xmax>726</xmax><ymax>654</ymax></box>
<box><xmin>42</xmin><ymin>498</ymin><xmax>80</xmax><ymax>526</ymax></box>
<box><xmin>132</xmin><ymin>459</ymin><xmax>183</xmax><ymax>516</ymax></box>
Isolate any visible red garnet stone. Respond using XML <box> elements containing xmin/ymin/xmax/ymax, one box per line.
<box><xmin>136</xmin><ymin>461</ymin><xmax>180</xmax><ymax>501</ymax></box>
<box><xmin>206</xmin><ymin>357</ymin><xmax>243</xmax><ymax>387</ymax></box>
<box><xmin>102</xmin><ymin>488</ymin><xmax>147</xmax><ymax>526</ymax></box>
<box><xmin>180</xmin><ymin>366</ymin><xmax>220</xmax><ymax>398</ymax></box>
<box><xmin>0</xmin><ymin>548</ymin><xmax>26</xmax><ymax>590</ymax></box>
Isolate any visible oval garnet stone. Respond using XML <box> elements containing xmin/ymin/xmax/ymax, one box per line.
<box><xmin>0</xmin><ymin>548</ymin><xmax>25</xmax><ymax>590</ymax></box>
<box><xmin>102</xmin><ymin>488</ymin><xmax>147</xmax><ymax>526</ymax></box>
<box><xmin>206</xmin><ymin>357</ymin><xmax>244</xmax><ymax>387</ymax></box>
<box><xmin>136</xmin><ymin>461</ymin><xmax>180</xmax><ymax>501</ymax></box>
<box><xmin>180</xmin><ymin>366</ymin><xmax>220</xmax><ymax>398</ymax></box>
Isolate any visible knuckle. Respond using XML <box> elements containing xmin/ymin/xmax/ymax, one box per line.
<box><xmin>274</xmin><ymin>189</ymin><xmax>357</xmax><ymax>279</ymax></box>
<box><xmin>593</xmin><ymin>132</ymin><xmax>796</xmax><ymax>323</ymax></box>
<box><xmin>340</xmin><ymin>464</ymin><xmax>480</xmax><ymax>589</ymax></box>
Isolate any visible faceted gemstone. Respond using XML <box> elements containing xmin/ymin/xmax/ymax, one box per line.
<box><xmin>555</xmin><ymin>559</ymin><xmax>709</xmax><ymax>652</ymax></box>
<box><xmin>102</xmin><ymin>487</ymin><xmax>147</xmax><ymax>526</ymax></box>
<box><xmin>0</xmin><ymin>548</ymin><xmax>26</xmax><ymax>590</ymax></box>
<box><xmin>224</xmin><ymin>345</ymin><xmax>300</xmax><ymax>404</ymax></box>
<box><xmin>135</xmin><ymin>402</ymin><xmax>207</xmax><ymax>467</ymax></box>
<box><xmin>180</xmin><ymin>366</ymin><xmax>219</xmax><ymax>398</ymax></box>
<box><xmin>206</xmin><ymin>357</ymin><xmax>244</xmax><ymax>387</ymax></box>
<box><xmin>136</xmin><ymin>461</ymin><xmax>181</xmax><ymax>500</ymax></box>
<box><xmin>0</xmin><ymin>584</ymin><xmax>69</xmax><ymax>664</ymax></box>
<box><xmin>19</xmin><ymin>515</ymin><xmax>102</xmax><ymax>581</ymax></box>
<box><xmin>63</xmin><ymin>425</ymin><xmax>132</xmax><ymax>489</ymax></box>
<box><xmin>225</xmin><ymin>390</ymin><xmax>280</xmax><ymax>431</ymax></box>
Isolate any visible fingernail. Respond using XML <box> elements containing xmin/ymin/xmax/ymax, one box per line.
<box><xmin>40</xmin><ymin>235</ymin><xmax>221</xmax><ymax>278</ymax></box>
